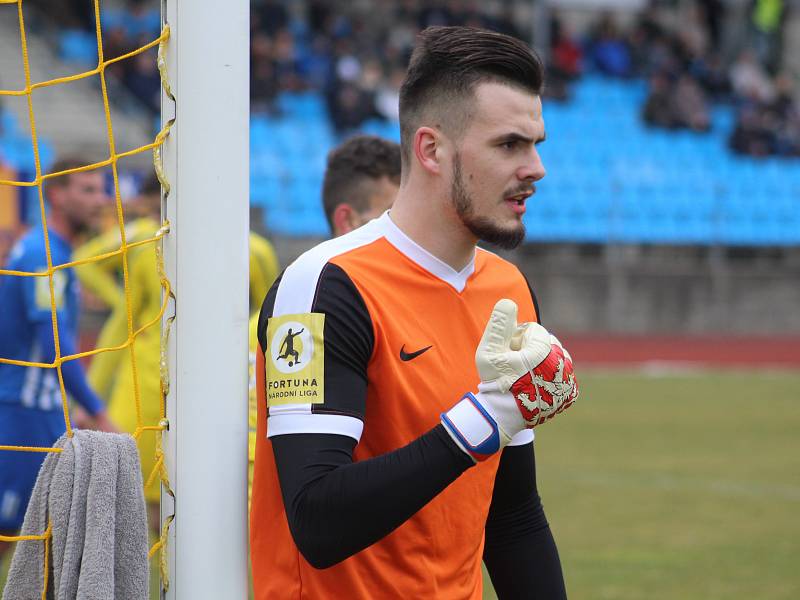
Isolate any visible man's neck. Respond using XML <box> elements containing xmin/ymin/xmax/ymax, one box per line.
<box><xmin>46</xmin><ymin>212</ymin><xmax>73</xmax><ymax>246</ymax></box>
<box><xmin>390</xmin><ymin>185</ymin><xmax>477</xmax><ymax>272</ymax></box>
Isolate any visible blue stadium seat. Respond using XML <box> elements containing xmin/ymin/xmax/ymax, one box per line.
<box><xmin>100</xmin><ymin>9</ymin><xmax>126</xmax><ymax>31</ymax></box>
<box><xmin>0</xmin><ymin>137</ymin><xmax>54</xmax><ymax>173</ymax></box>
<box><xmin>59</xmin><ymin>30</ymin><xmax>98</xmax><ymax>65</ymax></box>
<box><xmin>249</xmin><ymin>75</ymin><xmax>800</xmax><ymax>243</ymax></box>
<box><xmin>251</xmin><ymin>175</ymin><xmax>282</xmax><ymax>209</ymax></box>
<box><xmin>276</xmin><ymin>92</ymin><xmax>327</xmax><ymax>120</ymax></box>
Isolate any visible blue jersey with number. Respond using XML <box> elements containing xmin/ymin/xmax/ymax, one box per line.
<box><xmin>0</xmin><ymin>228</ymin><xmax>80</xmax><ymax>409</ymax></box>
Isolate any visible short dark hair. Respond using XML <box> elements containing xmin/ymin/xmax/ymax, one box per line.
<box><xmin>45</xmin><ymin>156</ymin><xmax>99</xmax><ymax>204</ymax></box>
<box><xmin>47</xmin><ymin>156</ymin><xmax>94</xmax><ymax>188</ymax></box>
<box><xmin>321</xmin><ymin>134</ymin><xmax>401</xmax><ymax>230</ymax></box>
<box><xmin>399</xmin><ymin>26</ymin><xmax>544</xmax><ymax>168</ymax></box>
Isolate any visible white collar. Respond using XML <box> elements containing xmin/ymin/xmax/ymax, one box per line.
<box><xmin>378</xmin><ymin>211</ymin><xmax>475</xmax><ymax>293</ymax></box>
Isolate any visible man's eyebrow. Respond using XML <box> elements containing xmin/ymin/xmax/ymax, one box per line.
<box><xmin>493</xmin><ymin>132</ymin><xmax>546</xmax><ymax>145</ymax></box>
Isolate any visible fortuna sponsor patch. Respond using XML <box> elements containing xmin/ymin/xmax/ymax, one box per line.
<box><xmin>265</xmin><ymin>313</ymin><xmax>324</xmax><ymax>406</ymax></box>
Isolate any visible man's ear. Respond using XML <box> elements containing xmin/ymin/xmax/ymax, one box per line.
<box><xmin>413</xmin><ymin>126</ymin><xmax>444</xmax><ymax>176</ymax></box>
<box><xmin>47</xmin><ymin>185</ymin><xmax>64</xmax><ymax>212</ymax></box>
<box><xmin>332</xmin><ymin>203</ymin><xmax>361</xmax><ymax>237</ymax></box>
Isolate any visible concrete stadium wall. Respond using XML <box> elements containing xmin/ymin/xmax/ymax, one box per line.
<box><xmin>511</xmin><ymin>244</ymin><xmax>800</xmax><ymax>335</ymax></box>
<box><xmin>268</xmin><ymin>226</ymin><xmax>800</xmax><ymax>336</ymax></box>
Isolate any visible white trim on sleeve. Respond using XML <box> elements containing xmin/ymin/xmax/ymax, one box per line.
<box><xmin>508</xmin><ymin>429</ymin><xmax>535</xmax><ymax>446</ymax></box>
<box><xmin>267</xmin><ymin>413</ymin><xmax>364</xmax><ymax>441</ymax></box>
<box><xmin>272</xmin><ymin>218</ymin><xmax>386</xmax><ymax>316</ymax></box>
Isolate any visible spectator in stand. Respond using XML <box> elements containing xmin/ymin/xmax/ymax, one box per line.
<box><xmin>730</xmin><ymin>50</ymin><xmax>776</xmax><ymax>105</ymax></box>
<box><xmin>679</xmin><ymin>4</ymin><xmax>711</xmax><ymax>59</ymax></box>
<box><xmin>547</xmin><ymin>16</ymin><xmax>583</xmax><ymax>102</ymax></box>
<box><xmin>688</xmin><ymin>51</ymin><xmax>730</xmax><ymax>101</ymax></box>
<box><xmin>697</xmin><ymin>0</ymin><xmax>725</xmax><ymax>50</ymax></box>
<box><xmin>252</xmin><ymin>0</ymin><xmax>289</xmax><ymax>36</ymax></box>
<box><xmin>297</xmin><ymin>34</ymin><xmax>335</xmax><ymax>91</ymax></box>
<box><xmin>750</xmin><ymin>0</ymin><xmax>785</xmax><ymax>74</ymax></box>
<box><xmin>102</xmin><ymin>25</ymin><xmax>132</xmax><ymax>83</ymax></box>
<box><xmin>551</xmin><ymin>17</ymin><xmax>582</xmax><ymax>81</ymax></box>
<box><xmin>328</xmin><ymin>82</ymin><xmax>378</xmax><ymax>134</ymax></box>
<box><xmin>251</xmin><ymin>31</ymin><xmax>279</xmax><ymax>114</ymax></box>
<box><xmin>124</xmin><ymin>49</ymin><xmax>161</xmax><ymax>116</ymax></box>
<box><xmin>725</xmin><ymin>47</ymin><xmax>800</xmax><ymax>157</ymax></box>
<box><xmin>771</xmin><ymin>73</ymin><xmax>800</xmax><ymax>156</ymax></box>
<box><xmin>586</xmin><ymin>13</ymin><xmax>632</xmax><ymax>78</ymax></box>
<box><xmin>272</xmin><ymin>28</ymin><xmax>304</xmax><ymax>93</ymax></box>
<box><xmin>729</xmin><ymin>106</ymin><xmax>774</xmax><ymax>156</ymax></box>
<box><xmin>673</xmin><ymin>74</ymin><xmax>711</xmax><ymax>132</ymax></box>
<box><xmin>643</xmin><ymin>72</ymin><xmax>679</xmax><ymax>129</ymax></box>
<box><xmin>375</xmin><ymin>66</ymin><xmax>405</xmax><ymax>123</ymax></box>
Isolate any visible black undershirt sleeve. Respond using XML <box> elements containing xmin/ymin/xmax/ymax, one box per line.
<box><xmin>271</xmin><ymin>426</ymin><xmax>472</xmax><ymax>569</ymax></box>
<box><xmin>483</xmin><ymin>443</ymin><xmax>567</xmax><ymax>599</ymax></box>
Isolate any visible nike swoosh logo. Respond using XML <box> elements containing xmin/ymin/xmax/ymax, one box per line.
<box><xmin>399</xmin><ymin>344</ymin><xmax>433</xmax><ymax>362</ymax></box>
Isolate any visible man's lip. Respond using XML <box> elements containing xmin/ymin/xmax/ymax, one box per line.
<box><xmin>505</xmin><ymin>198</ymin><xmax>527</xmax><ymax>215</ymax></box>
<box><xmin>505</xmin><ymin>190</ymin><xmax>534</xmax><ymax>203</ymax></box>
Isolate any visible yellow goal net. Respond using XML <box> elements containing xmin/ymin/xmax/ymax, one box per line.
<box><xmin>0</xmin><ymin>0</ymin><xmax>175</xmax><ymax>594</ymax></box>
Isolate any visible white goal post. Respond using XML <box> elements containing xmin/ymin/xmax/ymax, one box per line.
<box><xmin>160</xmin><ymin>1</ymin><xmax>250</xmax><ymax>598</ymax></box>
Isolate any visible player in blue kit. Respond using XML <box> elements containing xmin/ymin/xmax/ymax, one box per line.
<box><xmin>0</xmin><ymin>158</ymin><xmax>116</xmax><ymax>557</ymax></box>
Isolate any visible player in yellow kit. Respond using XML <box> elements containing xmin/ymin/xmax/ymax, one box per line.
<box><xmin>76</xmin><ymin>176</ymin><xmax>280</xmax><ymax>523</ymax></box>
<box><xmin>74</xmin><ymin>177</ymin><xmax>162</xmax><ymax>400</ymax></box>
<box><xmin>247</xmin><ymin>235</ymin><xmax>280</xmax><ymax>504</ymax></box>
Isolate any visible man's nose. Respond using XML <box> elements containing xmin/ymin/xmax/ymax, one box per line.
<box><xmin>517</xmin><ymin>147</ymin><xmax>546</xmax><ymax>182</ymax></box>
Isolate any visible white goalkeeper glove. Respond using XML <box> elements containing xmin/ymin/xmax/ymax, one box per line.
<box><xmin>441</xmin><ymin>299</ymin><xmax>579</xmax><ymax>462</ymax></box>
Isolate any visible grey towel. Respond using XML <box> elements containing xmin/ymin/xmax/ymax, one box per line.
<box><xmin>3</xmin><ymin>430</ymin><xmax>149</xmax><ymax>600</ymax></box>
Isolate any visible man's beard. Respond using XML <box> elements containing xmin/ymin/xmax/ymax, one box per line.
<box><xmin>66</xmin><ymin>211</ymin><xmax>92</xmax><ymax>238</ymax></box>
<box><xmin>451</xmin><ymin>153</ymin><xmax>525</xmax><ymax>250</ymax></box>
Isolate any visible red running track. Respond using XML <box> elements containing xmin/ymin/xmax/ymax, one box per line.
<box><xmin>559</xmin><ymin>335</ymin><xmax>800</xmax><ymax>369</ymax></box>
<box><xmin>81</xmin><ymin>333</ymin><xmax>800</xmax><ymax>369</ymax></box>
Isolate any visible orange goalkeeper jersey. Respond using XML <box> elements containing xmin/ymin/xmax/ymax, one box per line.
<box><xmin>250</xmin><ymin>212</ymin><xmax>539</xmax><ymax>599</ymax></box>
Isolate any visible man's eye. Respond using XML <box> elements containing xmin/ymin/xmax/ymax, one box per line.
<box><xmin>501</xmin><ymin>141</ymin><xmax>517</xmax><ymax>150</ymax></box>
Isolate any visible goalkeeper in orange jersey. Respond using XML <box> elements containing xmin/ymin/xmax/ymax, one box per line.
<box><xmin>250</xmin><ymin>27</ymin><xmax>578</xmax><ymax>599</ymax></box>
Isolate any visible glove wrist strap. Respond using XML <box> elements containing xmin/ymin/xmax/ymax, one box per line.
<box><xmin>441</xmin><ymin>392</ymin><xmax>504</xmax><ymax>462</ymax></box>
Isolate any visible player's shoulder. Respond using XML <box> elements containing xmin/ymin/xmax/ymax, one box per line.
<box><xmin>475</xmin><ymin>246</ymin><xmax>527</xmax><ymax>280</ymax></box>
<box><xmin>7</xmin><ymin>228</ymin><xmax>49</xmax><ymax>268</ymax></box>
<box><xmin>128</xmin><ymin>242</ymin><xmax>158</xmax><ymax>276</ymax></box>
<box><xmin>125</xmin><ymin>217</ymin><xmax>160</xmax><ymax>241</ymax></box>
<box><xmin>249</xmin><ymin>230</ymin><xmax>274</xmax><ymax>253</ymax></box>
<box><xmin>273</xmin><ymin>217</ymin><xmax>386</xmax><ymax>313</ymax></box>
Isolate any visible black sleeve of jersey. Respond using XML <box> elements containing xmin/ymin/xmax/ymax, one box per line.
<box><xmin>522</xmin><ymin>273</ymin><xmax>543</xmax><ymax>325</ymax></box>
<box><xmin>257</xmin><ymin>269</ymin><xmax>281</xmax><ymax>351</ymax></box>
<box><xmin>271</xmin><ymin>425</ymin><xmax>473</xmax><ymax>569</ymax></box>
<box><xmin>258</xmin><ymin>262</ymin><xmax>374</xmax><ymax>419</ymax></box>
<box><xmin>483</xmin><ymin>443</ymin><xmax>567</xmax><ymax>599</ymax></box>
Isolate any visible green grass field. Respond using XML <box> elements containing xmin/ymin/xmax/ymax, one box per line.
<box><xmin>484</xmin><ymin>370</ymin><xmax>800</xmax><ymax>600</ymax></box>
<box><xmin>3</xmin><ymin>370</ymin><xmax>799</xmax><ymax>599</ymax></box>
